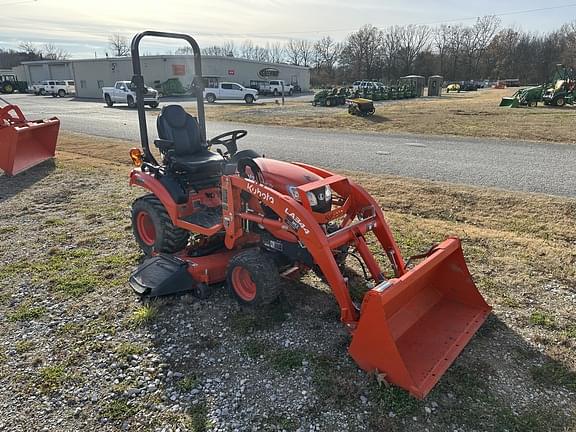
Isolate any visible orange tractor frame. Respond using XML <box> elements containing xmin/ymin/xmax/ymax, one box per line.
<box><xmin>127</xmin><ymin>31</ymin><xmax>491</xmax><ymax>399</ymax></box>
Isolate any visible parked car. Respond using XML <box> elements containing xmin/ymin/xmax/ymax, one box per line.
<box><xmin>352</xmin><ymin>81</ymin><xmax>382</xmax><ymax>91</ymax></box>
<box><xmin>28</xmin><ymin>82</ymin><xmax>46</xmax><ymax>95</ymax></box>
<box><xmin>102</xmin><ymin>81</ymin><xmax>159</xmax><ymax>108</ymax></box>
<box><xmin>259</xmin><ymin>80</ymin><xmax>294</xmax><ymax>96</ymax></box>
<box><xmin>203</xmin><ymin>82</ymin><xmax>258</xmax><ymax>104</ymax></box>
<box><xmin>45</xmin><ymin>80</ymin><xmax>76</xmax><ymax>97</ymax></box>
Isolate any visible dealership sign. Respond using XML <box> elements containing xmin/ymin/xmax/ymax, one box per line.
<box><xmin>258</xmin><ymin>67</ymin><xmax>279</xmax><ymax>78</ymax></box>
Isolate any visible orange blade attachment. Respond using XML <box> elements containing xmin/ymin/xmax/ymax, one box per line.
<box><xmin>0</xmin><ymin>118</ymin><xmax>60</xmax><ymax>176</ymax></box>
<box><xmin>349</xmin><ymin>237</ymin><xmax>491</xmax><ymax>399</ymax></box>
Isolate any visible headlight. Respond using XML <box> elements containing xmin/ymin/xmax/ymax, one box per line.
<box><xmin>288</xmin><ymin>186</ymin><xmax>318</xmax><ymax>207</ymax></box>
<box><xmin>288</xmin><ymin>185</ymin><xmax>332</xmax><ymax>212</ymax></box>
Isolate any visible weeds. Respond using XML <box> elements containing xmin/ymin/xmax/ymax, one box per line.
<box><xmin>7</xmin><ymin>304</ymin><xmax>45</xmax><ymax>322</ymax></box>
<box><xmin>129</xmin><ymin>305</ymin><xmax>157</xmax><ymax>326</ymax></box>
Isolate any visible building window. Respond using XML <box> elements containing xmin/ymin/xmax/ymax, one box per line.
<box><xmin>97</xmin><ymin>80</ymin><xmax>104</xmax><ymax>89</ymax></box>
<box><xmin>80</xmin><ymin>80</ymin><xmax>86</xmax><ymax>89</ymax></box>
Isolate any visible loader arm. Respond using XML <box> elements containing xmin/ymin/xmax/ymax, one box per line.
<box><xmin>223</xmin><ymin>174</ymin><xmax>359</xmax><ymax>326</ymax></box>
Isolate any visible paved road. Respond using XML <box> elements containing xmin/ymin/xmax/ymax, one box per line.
<box><xmin>4</xmin><ymin>93</ymin><xmax>576</xmax><ymax>197</ymax></box>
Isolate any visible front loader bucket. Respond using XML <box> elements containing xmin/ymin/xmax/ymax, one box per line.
<box><xmin>0</xmin><ymin>104</ymin><xmax>59</xmax><ymax>176</ymax></box>
<box><xmin>499</xmin><ymin>97</ymin><xmax>519</xmax><ymax>107</ymax></box>
<box><xmin>349</xmin><ymin>238</ymin><xmax>491</xmax><ymax>399</ymax></box>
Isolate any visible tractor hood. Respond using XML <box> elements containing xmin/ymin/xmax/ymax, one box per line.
<box><xmin>255</xmin><ymin>158</ymin><xmax>332</xmax><ymax>212</ymax></box>
<box><xmin>256</xmin><ymin>158</ymin><xmax>322</xmax><ymax>195</ymax></box>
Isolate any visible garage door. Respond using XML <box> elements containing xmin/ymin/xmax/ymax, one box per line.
<box><xmin>29</xmin><ymin>65</ymin><xmax>45</xmax><ymax>83</ymax></box>
<box><xmin>49</xmin><ymin>63</ymin><xmax>72</xmax><ymax>80</ymax></box>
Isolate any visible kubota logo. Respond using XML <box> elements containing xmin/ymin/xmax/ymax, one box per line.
<box><xmin>247</xmin><ymin>184</ymin><xmax>275</xmax><ymax>204</ymax></box>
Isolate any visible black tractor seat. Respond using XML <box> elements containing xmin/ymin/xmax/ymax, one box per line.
<box><xmin>155</xmin><ymin>105</ymin><xmax>223</xmax><ymax>178</ymax></box>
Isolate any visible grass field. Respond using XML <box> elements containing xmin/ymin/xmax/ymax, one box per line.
<box><xmin>187</xmin><ymin>89</ymin><xmax>576</xmax><ymax>144</ymax></box>
<box><xmin>0</xmin><ymin>132</ymin><xmax>573</xmax><ymax>431</ymax></box>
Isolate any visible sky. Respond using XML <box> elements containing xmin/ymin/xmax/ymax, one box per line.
<box><xmin>1</xmin><ymin>0</ymin><xmax>576</xmax><ymax>58</ymax></box>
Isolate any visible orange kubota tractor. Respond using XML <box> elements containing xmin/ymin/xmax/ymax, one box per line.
<box><xmin>0</xmin><ymin>97</ymin><xmax>59</xmax><ymax>176</ymax></box>
<box><xmin>127</xmin><ymin>31</ymin><xmax>491</xmax><ymax>399</ymax></box>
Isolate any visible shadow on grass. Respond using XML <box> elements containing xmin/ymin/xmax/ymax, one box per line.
<box><xmin>0</xmin><ymin>158</ymin><xmax>56</xmax><ymax>202</ymax></box>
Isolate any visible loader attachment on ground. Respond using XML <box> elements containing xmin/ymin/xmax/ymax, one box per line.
<box><xmin>0</xmin><ymin>103</ymin><xmax>60</xmax><ymax>176</ymax></box>
<box><xmin>349</xmin><ymin>237</ymin><xmax>491</xmax><ymax>399</ymax></box>
<box><xmin>499</xmin><ymin>96</ymin><xmax>519</xmax><ymax>107</ymax></box>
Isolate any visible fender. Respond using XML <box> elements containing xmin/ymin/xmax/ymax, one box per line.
<box><xmin>129</xmin><ymin>170</ymin><xmax>180</xmax><ymax>224</ymax></box>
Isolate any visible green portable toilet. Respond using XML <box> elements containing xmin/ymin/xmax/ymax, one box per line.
<box><xmin>399</xmin><ymin>75</ymin><xmax>425</xmax><ymax>97</ymax></box>
<box><xmin>428</xmin><ymin>75</ymin><xmax>443</xmax><ymax>96</ymax></box>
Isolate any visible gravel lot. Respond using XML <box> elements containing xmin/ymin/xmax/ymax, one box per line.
<box><xmin>0</xmin><ymin>137</ymin><xmax>575</xmax><ymax>431</ymax></box>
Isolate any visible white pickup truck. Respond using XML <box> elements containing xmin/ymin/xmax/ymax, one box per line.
<box><xmin>203</xmin><ymin>82</ymin><xmax>258</xmax><ymax>104</ymax></box>
<box><xmin>259</xmin><ymin>80</ymin><xmax>294</xmax><ymax>96</ymax></box>
<box><xmin>102</xmin><ymin>81</ymin><xmax>159</xmax><ymax>108</ymax></box>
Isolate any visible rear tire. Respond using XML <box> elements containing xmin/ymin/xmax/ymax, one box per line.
<box><xmin>105</xmin><ymin>94</ymin><xmax>114</xmax><ymax>107</ymax></box>
<box><xmin>273</xmin><ymin>89</ymin><xmax>279</xmax><ymax>97</ymax></box>
<box><xmin>227</xmin><ymin>249</ymin><xmax>281</xmax><ymax>306</ymax></box>
<box><xmin>148</xmin><ymin>102</ymin><xmax>159</xmax><ymax>108</ymax></box>
<box><xmin>555</xmin><ymin>97</ymin><xmax>565</xmax><ymax>107</ymax></box>
<box><xmin>131</xmin><ymin>195</ymin><xmax>189</xmax><ymax>255</ymax></box>
<box><xmin>39</xmin><ymin>88</ymin><xmax>46</xmax><ymax>96</ymax></box>
<box><xmin>206</xmin><ymin>93</ymin><xmax>216</xmax><ymax>103</ymax></box>
<box><xmin>127</xmin><ymin>96</ymin><xmax>136</xmax><ymax>108</ymax></box>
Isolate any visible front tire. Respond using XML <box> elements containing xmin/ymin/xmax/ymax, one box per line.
<box><xmin>227</xmin><ymin>249</ymin><xmax>281</xmax><ymax>306</ymax></box>
<box><xmin>244</xmin><ymin>94</ymin><xmax>254</xmax><ymax>104</ymax></box>
<box><xmin>555</xmin><ymin>97</ymin><xmax>565</xmax><ymax>107</ymax></box>
<box><xmin>127</xmin><ymin>95</ymin><xmax>136</xmax><ymax>108</ymax></box>
<box><xmin>2</xmin><ymin>83</ymin><xmax>14</xmax><ymax>94</ymax></box>
<box><xmin>131</xmin><ymin>195</ymin><xmax>189</xmax><ymax>255</ymax></box>
<box><xmin>58</xmin><ymin>89</ymin><xmax>66</xmax><ymax>97</ymax></box>
<box><xmin>148</xmin><ymin>102</ymin><xmax>159</xmax><ymax>108</ymax></box>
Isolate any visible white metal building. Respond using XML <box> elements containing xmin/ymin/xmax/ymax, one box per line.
<box><xmin>18</xmin><ymin>55</ymin><xmax>310</xmax><ymax>98</ymax></box>
<box><xmin>14</xmin><ymin>61</ymin><xmax>74</xmax><ymax>84</ymax></box>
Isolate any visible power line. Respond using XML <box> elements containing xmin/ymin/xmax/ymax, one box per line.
<box><xmin>214</xmin><ymin>2</ymin><xmax>576</xmax><ymax>37</ymax></box>
<box><xmin>0</xmin><ymin>0</ymin><xmax>37</xmax><ymax>6</ymax></box>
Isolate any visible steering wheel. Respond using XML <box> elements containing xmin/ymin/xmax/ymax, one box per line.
<box><xmin>208</xmin><ymin>130</ymin><xmax>247</xmax><ymax>158</ymax></box>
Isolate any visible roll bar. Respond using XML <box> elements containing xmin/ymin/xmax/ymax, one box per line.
<box><xmin>130</xmin><ymin>31</ymin><xmax>206</xmax><ymax>164</ymax></box>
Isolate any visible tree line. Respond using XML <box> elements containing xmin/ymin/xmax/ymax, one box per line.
<box><xmin>3</xmin><ymin>18</ymin><xmax>575</xmax><ymax>86</ymax></box>
<box><xmin>195</xmin><ymin>17</ymin><xmax>576</xmax><ymax>86</ymax></box>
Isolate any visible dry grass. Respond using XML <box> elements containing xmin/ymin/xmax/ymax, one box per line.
<box><xmin>185</xmin><ymin>89</ymin><xmax>576</xmax><ymax>143</ymax></box>
<box><xmin>4</xmin><ymin>131</ymin><xmax>574</xmax><ymax>430</ymax></box>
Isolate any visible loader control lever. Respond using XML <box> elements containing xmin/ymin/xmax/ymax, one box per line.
<box><xmin>208</xmin><ymin>130</ymin><xmax>247</xmax><ymax>157</ymax></box>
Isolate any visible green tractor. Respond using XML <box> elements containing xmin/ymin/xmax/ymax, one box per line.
<box><xmin>542</xmin><ymin>80</ymin><xmax>575</xmax><ymax>107</ymax></box>
<box><xmin>0</xmin><ymin>73</ymin><xmax>28</xmax><ymax>94</ymax></box>
<box><xmin>312</xmin><ymin>87</ymin><xmax>349</xmax><ymax>107</ymax></box>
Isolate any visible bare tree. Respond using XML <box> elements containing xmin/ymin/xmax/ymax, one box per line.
<box><xmin>109</xmin><ymin>33</ymin><xmax>130</xmax><ymax>57</ymax></box>
<box><xmin>18</xmin><ymin>41</ymin><xmax>41</xmax><ymax>56</ymax></box>
<box><xmin>268</xmin><ymin>42</ymin><xmax>284</xmax><ymax>63</ymax></box>
<box><xmin>222</xmin><ymin>41</ymin><xmax>237</xmax><ymax>57</ymax></box>
<box><xmin>42</xmin><ymin>43</ymin><xmax>70</xmax><ymax>60</ymax></box>
<box><xmin>395</xmin><ymin>25</ymin><xmax>432</xmax><ymax>75</ymax></box>
<box><xmin>340</xmin><ymin>25</ymin><xmax>384</xmax><ymax>79</ymax></box>
<box><xmin>285</xmin><ymin>39</ymin><xmax>302</xmax><ymax>65</ymax></box>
